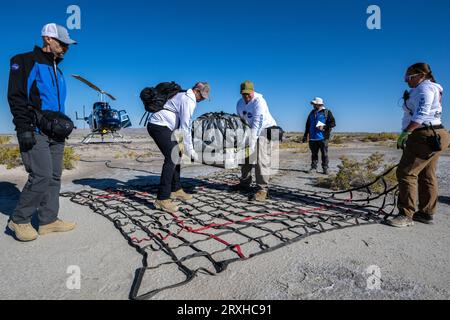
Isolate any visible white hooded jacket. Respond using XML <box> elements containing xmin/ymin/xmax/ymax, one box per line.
<box><xmin>402</xmin><ymin>80</ymin><xmax>443</xmax><ymax>130</ymax></box>
<box><xmin>236</xmin><ymin>92</ymin><xmax>277</xmax><ymax>149</ymax></box>
<box><xmin>149</xmin><ymin>89</ymin><xmax>197</xmax><ymax>157</ymax></box>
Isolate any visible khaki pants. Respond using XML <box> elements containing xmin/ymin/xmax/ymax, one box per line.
<box><xmin>240</xmin><ymin>136</ymin><xmax>277</xmax><ymax>191</ymax></box>
<box><xmin>397</xmin><ymin>128</ymin><xmax>450</xmax><ymax>218</ymax></box>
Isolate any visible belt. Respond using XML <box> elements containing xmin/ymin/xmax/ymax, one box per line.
<box><xmin>414</xmin><ymin>125</ymin><xmax>444</xmax><ymax>132</ymax></box>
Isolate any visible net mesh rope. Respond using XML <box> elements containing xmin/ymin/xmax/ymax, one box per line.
<box><xmin>61</xmin><ymin>165</ymin><xmax>399</xmax><ymax>300</ymax></box>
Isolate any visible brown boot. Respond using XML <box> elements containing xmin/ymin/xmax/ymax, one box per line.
<box><xmin>387</xmin><ymin>215</ymin><xmax>414</xmax><ymax>228</ymax></box>
<box><xmin>171</xmin><ymin>189</ymin><xmax>193</xmax><ymax>201</ymax></box>
<box><xmin>253</xmin><ymin>190</ymin><xmax>268</xmax><ymax>202</ymax></box>
<box><xmin>8</xmin><ymin>221</ymin><xmax>38</xmax><ymax>242</ymax></box>
<box><xmin>38</xmin><ymin>220</ymin><xmax>76</xmax><ymax>236</ymax></box>
<box><xmin>154</xmin><ymin>199</ymin><xmax>179</xmax><ymax>213</ymax></box>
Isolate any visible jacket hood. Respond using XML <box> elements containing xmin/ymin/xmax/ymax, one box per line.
<box><xmin>421</xmin><ymin>79</ymin><xmax>443</xmax><ymax>94</ymax></box>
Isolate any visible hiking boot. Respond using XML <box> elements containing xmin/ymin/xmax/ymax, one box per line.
<box><xmin>171</xmin><ymin>189</ymin><xmax>193</xmax><ymax>201</ymax></box>
<box><xmin>387</xmin><ymin>215</ymin><xmax>414</xmax><ymax>228</ymax></box>
<box><xmin>38</xmin><ymin>220</ymin><xmax>76</xmax><ymax>236</ymax></box>
<box><xmin>252</xmin><ymin>190</ymin><xmax>268</xmax><ymax>202</ymax></box>
<box><xmin>154</xmin><ymin>199</ymin><xmax>179</xmax><ymax>213</ymax></box>
<box><xmin>8</xmin><ymin>221</ymin><xmax>38</xmax><ymax>242</ymax></box>
<box><xmin>323</xmin><ymin>168</ymin><xmax>329</xmax><ymax>175</ymax></box>
<box><xmin>413</xmin><ymin>212</ymin><xmax>434</xmax><ymax>225</ymax></box>
<box><xmin>306</xmin><ymin>167</ymin><xmax>317</xmax><ymax>174</ymax></box>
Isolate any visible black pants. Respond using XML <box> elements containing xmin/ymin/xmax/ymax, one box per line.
<box><xmin>147</xmin><ymin>123</ymin><xmax>182</xmax><ymax>200</ymax></box>
<box><xmin>309</xmin><ymin>140</ymin><xmax>329</xmax><ymax>170</ymax></box>
<box><xmin>12</xmin><ymin>133</ymin><xmax>65</xmax><ymax>226</ymax></box>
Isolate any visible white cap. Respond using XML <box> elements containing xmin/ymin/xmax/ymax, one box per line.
<box><xmin>311</xmin><ymin>97</ymin><xmax>324</xmax><ymax>105</ymax></box>
<box><xmin>41</xmin><ymin>23</ymin><xmax>77</xmax><ymax>45</ymax></box>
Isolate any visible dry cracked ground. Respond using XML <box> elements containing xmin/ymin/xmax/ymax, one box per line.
<box><xmin>0</xmin><ymin>129</ymin><xmax>449</xmax><ymax>300</ymax></box>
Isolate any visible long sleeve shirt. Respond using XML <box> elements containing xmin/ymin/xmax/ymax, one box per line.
<box><xmin>236</xmin><ymin>92</ymin><xmax>277</xmax><ymax>149</ymax></box>
<box><xmin>402</xmin><ymin>80</ymin><xmax>443</xmax><ymax>130</ymax></box>
<box><xmin>149</xmin><ymin>89</ymin><xmax>197</xmax><ymax>157</ymax></box>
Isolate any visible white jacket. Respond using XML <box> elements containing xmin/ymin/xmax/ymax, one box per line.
<box><xmin>150</xmin><ymin>89</ymin><xmax>197</xmax><ymax>157</ymax></box>
<box><xmin>402</xmin><ymin>80</ymin><xmax>443</xmax><ymax>130</ymax></box>
<box><xmin>236</xmin><ymin>92</ymin><xmax>277</xmax><ymax>148</ymax></box>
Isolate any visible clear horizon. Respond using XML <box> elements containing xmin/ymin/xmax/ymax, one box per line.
<box><xmin>1</xmin><ymin>0</ymin><xmax>449</xmax><ymax>134</ymax></box>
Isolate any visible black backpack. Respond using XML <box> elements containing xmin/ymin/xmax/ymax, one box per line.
<box><xmin>140</xmin><ymin>82</ymin><xmax>184</xmax><ymax>113</ymax></box>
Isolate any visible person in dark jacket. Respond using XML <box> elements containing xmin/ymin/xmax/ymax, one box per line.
<box><xmin>302</xmin><ymin>97</ymin><xmax>336</xmax><ymax>174</ymax></box>
<box><xmin>7</xmin><ymin>23</ymin><xmax>77</xmax><ymax>242</ymax></box>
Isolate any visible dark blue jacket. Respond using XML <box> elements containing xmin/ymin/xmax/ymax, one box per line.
<box><xmin>8</xmin><ymin>46</ymin><xmax>67</xmax><ymax>133</ymax></box>
<box><xmin>303</xmin><ymin>108</ymin><xmax>336</xmax><ymax>141</ymax></box>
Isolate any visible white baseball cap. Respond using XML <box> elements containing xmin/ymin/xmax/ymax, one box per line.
<box><xmin>41</xmin><ymin>23</ymin><xmax>77</xmax><ymax>45</ymax></box>
<box><xmin>311</xmin><ymin>97</ymin><xmax>324</xmax><ymax>105</ymax></box>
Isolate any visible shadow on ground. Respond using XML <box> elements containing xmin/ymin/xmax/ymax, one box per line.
<box><xmin>0</xmin><ymin>182</ymin><xmax>22</xmax><ymax>238</ymax></box>
<box><xmin>439</xmin><ymin>196</ymin><xmax>450</xmax><ymax>206</ymax></box>
<box><xmin>0</xmin><ymin>182</ymin><xmax>21</xmax><ymax>217</ymax></box>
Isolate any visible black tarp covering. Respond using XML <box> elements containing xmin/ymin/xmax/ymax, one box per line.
<box><xmin>192</xmin><ymin>112</ymin><xmax>250</xmax><ymax>157</ymax></box>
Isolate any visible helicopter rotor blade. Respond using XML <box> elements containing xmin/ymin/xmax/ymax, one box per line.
<box><xmin>101</xmin><ymin>91</ymin><xmax>117</xmax><ymax>101</ymax></box>
<box><xmin>71</xmin><ymin>74</ymin><xmax>117</xmax><ymax>101</ymax></box>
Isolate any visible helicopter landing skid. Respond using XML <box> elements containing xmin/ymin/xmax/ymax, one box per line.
<box><xmin>81</xmin><ymin>132</ymin><xmax>131</xmax><ymax>144</ymax></box>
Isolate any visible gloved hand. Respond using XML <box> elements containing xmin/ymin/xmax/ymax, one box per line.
<box><xmin>397</xmin><ymin>131</ymin><xmax>411</xmax><ymax>150</ymax></box>
<box><xmin>245</xmin><ymin>146</ymin><xmax>251</xmax><ymax>159</ymax></box>
<box><xmin>17</xmin><ymin>131</ymin><xmax>36</xmax><ymax>152</ymax></box>
<box><xmin>302</xmin><ymin>136</ymin><xmax>308</xmax><ymax>144</ymax></box>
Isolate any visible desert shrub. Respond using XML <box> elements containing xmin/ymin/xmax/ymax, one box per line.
<box><xmin>63</xmin><ymin>147</ymin><xmax>80</xmax><ymax>170</ymax></box>
<box><xmin>0</xmin><ymin>146</ymin><xmax>21</xmax><ymax>169</ymax></box>
<box><xmin>280</xmin><ymin>141</ymin><xmax>301</xmax><ymax>149</ymax></box>
<box><xmin>330</xmin><ymin>135</ymin><xmax>344</xmax><ymax>145</ymax></box>
<box><xmin>316</xmin><ymin>152</ymin><xmax>397</xmax><ymax>193</ymax></box>
<box><xmin>279</xmin><ymin>141</ymin><xmax>309</xmax><ymax>153</ymax></box>
<box><xmin>114</xmin><ymin>151</ymin><xmax>139</xmax><ymax>159</ymax></box>
<box><xmin>361</xmin><ymin>133</ymin><xmax>399</xmax><ymax>142</ymax></box>
<box><xmin>292</xmin><ymin>144</ymin><xmax>309</xmax><ymax>153</ymax></box>
<box><xmin>0</xmin><ymin>146</ymin><xmax>80</xmax><ymax>170</ymax></box>
<box><xmin>0</xmin><ymin>136</ymin><xmax>12</xmax><ymax>145</ymax></box>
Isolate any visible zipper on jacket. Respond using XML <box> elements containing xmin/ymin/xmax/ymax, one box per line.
<box><xmin>53</xmin><ymin>61</ymin><xmax>61</xmax><ymax>112</ymax></box>
<box><xmin>48</xmin><ymin>67</ymin><xmax>55</xmax><ymax>87</ymax></box>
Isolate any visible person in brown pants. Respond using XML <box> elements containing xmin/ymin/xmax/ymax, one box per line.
<box><xmin>388</xmin><ymin>63</ymin><xmax>450</xmax><ymax>228</ymax></box>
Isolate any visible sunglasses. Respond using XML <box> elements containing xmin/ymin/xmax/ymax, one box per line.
<box><xmin>405</xmin><ymin>73</ymin><xmax>423</xmax><ymax>82</ymax></box>
<box><xmin>52</xmin><ymin>38</ymin><xmax>69</xmax><ymax>48</ymax></box>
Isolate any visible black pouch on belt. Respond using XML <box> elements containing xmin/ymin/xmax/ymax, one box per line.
<box><xmin>426</xmin><ymin>125</ymin><xmax>442</xmax><ymax>152</ymax></box>
<box><xmin>265</xmin><ymin>126</ymin><xmax>284</xmax><ymax>142</ymax></box>
<box><xmin>30</xmin><ymin>107</ymin><xmax>75</xmax><ymax>142</ymax></box>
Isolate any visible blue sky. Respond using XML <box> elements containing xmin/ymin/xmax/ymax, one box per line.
<box><xmin>1</xmin><ymin>0</ymin><xmax>449</xmax><ymax>133</ymax></box>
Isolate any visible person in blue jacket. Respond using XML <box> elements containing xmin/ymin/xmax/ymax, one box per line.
<box><xmin>302</xmin><ymin>97</ymin><xmax>336</xmax><ymax>174</ymax></box>
<box><xmin>7</xmin><ymin>23</ymin><xmax>77</xmax><ymax>242</ymax></box>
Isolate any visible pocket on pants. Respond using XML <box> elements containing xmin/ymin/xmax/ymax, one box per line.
<box><xmin>406</xmin><ymin>135</ymin><xmax>435</xmax><ymax>160</ymax></box>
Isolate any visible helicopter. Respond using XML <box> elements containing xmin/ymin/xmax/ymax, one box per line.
<box><xmin>72</xmin><ymin>74</ymin><xmax>132</xmax><ymax>144</ymax></box>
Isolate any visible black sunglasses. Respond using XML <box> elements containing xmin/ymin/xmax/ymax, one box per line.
<box><xmin>52</xmin><ymin>38</ymin><xmax>69</xmax><ymax>48</ymax></box>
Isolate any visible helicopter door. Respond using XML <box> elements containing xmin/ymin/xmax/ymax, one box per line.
<box><xmin>119</xmin><ymin>110</ymin><xmax>132</xmax><ymax>128</ymax></box>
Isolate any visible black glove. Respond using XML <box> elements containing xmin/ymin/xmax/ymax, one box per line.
<box><xmin>302</xmin><ymin>136</ymin><xmax>308</xmax><ymax>144</ymax></box>
<box><xmin>17</xmin><ymin>131</ymin><xmax>36</xmax><ymax>152</ymax></box>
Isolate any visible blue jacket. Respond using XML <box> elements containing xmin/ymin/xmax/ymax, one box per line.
<box><xmin>304</xmin><ymin>108</ymin><xmax>336</xmax><ymax>141</ymax></box>
<box><xmin>8</xmin><ymin>46</ymin><xmax>67</xmax><ymax>133</ymax></box>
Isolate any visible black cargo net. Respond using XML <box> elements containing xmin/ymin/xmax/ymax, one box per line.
<box><xmin>61</xmin><ymin>166</ymin><xmax>399</xmax><ymax>300</ymax></box>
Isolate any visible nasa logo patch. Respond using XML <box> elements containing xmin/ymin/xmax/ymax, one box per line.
<box><xmin>11</xmin><ymin>64</ymin><xmax>20</xmax><ymax>71</ymax></box>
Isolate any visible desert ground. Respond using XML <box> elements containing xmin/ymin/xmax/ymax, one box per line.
<box><xmin>0</xmin><ymin>128</ymin><xmax>449</xmax><ymax>300</ymax></box>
